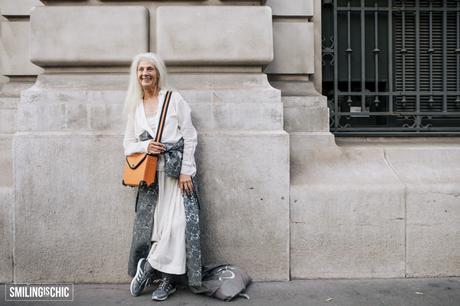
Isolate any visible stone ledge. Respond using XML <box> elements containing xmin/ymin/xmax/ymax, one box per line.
<box><xmin>15</xmin><ymin>99</ymin><xmax>283</xmax><ymax>133</ymax></box>
<box><xmin>336</xmin><ymin>137</ymin><xmax>460</xmax><ymax>146</ymax></box>
<box><xmin>0</xmin><ymin>78</ymin><xmax>36</xmax><ymax>97</ymax></box>
<box><xmin>0</xmin><ymin>0</ymin><xmax>42</xmax><ymax>17</ymax></box>
<box><xmin>19</xmin><ymin>80</ymin><xmax>283</xmax><ymax>132</ymax></box>
<box><xmin>383</xmin><ymin>146</ymin><xmax>460</xmax><ymax>185</ymax></box>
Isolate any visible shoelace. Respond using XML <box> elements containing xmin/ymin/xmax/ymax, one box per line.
<box><xmin>158</xmin><ymin>279</ymin><xmax>173</xmax><ymax>292</ymax></box>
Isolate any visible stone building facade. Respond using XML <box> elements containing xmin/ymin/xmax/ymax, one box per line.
<box><xmin>0</xmin><ymin>0</ymin><xmax>459</xmax><ymax>283</ymax></box>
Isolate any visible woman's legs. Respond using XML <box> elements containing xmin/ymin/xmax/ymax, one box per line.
<box><xmin>148</xmin><ymin>172</ymin><xmax>187</xmax><ymax>275</ymax></box>
<box><xmin>147</xmin><ymin>172</ymin><xmax>186</xmax><ymax>301</ymax></box>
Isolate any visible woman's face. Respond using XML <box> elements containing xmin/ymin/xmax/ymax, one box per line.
<box><xmin>137</xmin><ymin>59</ymin><xmax>158</xmax><ymax>90</ymax></box>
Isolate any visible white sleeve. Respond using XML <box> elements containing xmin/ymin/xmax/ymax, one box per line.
<box><xmin>123</xmin><ymin>114</ymin><xmax>150</xmax><ymax>156</ymax></box>
<box><xmin>175</xmin><ymin>92</ymin><xmax>198</xmax><ymax>176</ymax></box>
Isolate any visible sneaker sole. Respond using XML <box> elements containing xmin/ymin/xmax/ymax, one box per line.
<box><xmin>130</xmin><ymin>258</ymin><xmax>146</xmax><ymax>297</ymax></box>
<box><xmin>152</xmin><ymin>287</ymin><xmax>176</xmax><ymax>301</ymax></box>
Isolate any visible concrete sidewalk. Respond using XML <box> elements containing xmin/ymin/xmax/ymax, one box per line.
<box><xmin>2</xmin><ymin>278</ymin><xmax>460</xmax><ymax>306</ymax></box>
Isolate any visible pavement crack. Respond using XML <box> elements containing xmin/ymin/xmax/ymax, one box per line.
<box><xmin>383</xmin><ymin>149</ymin><xmax>408</xmax><ymax>277</ymax></box>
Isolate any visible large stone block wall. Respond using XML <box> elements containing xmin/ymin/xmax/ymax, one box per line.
<box><xmin>41</xmin><ymin>0</ymin><xmax>261</xmax><ymax>53</ymax></box>
<box><xmin>0</xmin><ymin>0</ymin><xmax>43</xmax><ymax>283</ymax></box>
<box><xmin>289</xmin><ymin>135</ymin><xmax>460</xmax><ymax>279</ymax></box>
<box><xmin>13</xmin><ymin>2</ymin><xmax>290</xmax><ymax>283</ymax></box>
<box><xmin>2</xmin><ymin>0</ymin><xmax>459</xmax><ymax>284</ymax></box>
<box><xmin>263</xmin><ymin>0</ymin><xmax>460</xmax><ymax>281</ymax></box>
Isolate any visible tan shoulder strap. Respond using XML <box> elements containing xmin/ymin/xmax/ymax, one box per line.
<box><xmin>154</xmin><ymin>90</ymin><xmax>172</xmax><ymax>143</ymax></box>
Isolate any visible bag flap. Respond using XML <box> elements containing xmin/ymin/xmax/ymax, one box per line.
<box><xmin>125</xmin><ymin>153</ymin><xmax>149</xmax><ymax>170</ymax></box>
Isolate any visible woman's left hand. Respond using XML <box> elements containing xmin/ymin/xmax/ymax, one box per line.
<box><xmin>178</xmin><ymin>174</ymin><xmax>193</xmax><ymax>195</ymax></box>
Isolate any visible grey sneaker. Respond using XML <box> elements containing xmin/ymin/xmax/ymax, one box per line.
<box><xmin>130</xmin><ymin>258</ymin><xmax>155</xmax><ymax>297</ymax></box>
<box><xmin>151</xmin><ymin>277</ymin><xmax>176</xmax><ymax>301</ymax></box>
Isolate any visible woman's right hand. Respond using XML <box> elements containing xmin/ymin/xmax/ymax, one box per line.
<box><xmin>147</xmin><ymin>141</ymin><xmax>166</xmax><ymax>155</ymax></box>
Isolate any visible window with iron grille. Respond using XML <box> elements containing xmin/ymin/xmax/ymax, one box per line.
<box><xmin>322</xmin><ymin>0</ymin><xmax>460</xmax><ymax>135</ymax></box>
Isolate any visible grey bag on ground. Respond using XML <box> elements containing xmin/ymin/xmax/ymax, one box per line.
<box><xmin>190</xmin><ymin>264</ymin><xmax>252</xmax><ymax>301</ymax></box>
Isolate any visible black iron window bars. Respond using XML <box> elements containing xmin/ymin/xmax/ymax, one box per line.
<box><xmin>322</xmin><ymin>0</ymin><xmax>460</xmax><ymax>135</ymax></box>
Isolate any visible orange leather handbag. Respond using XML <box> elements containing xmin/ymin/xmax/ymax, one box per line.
<box><xmin>122</xmin><ymin>91</ymin><xmax>172</xmax><ymax>187</ymax></box>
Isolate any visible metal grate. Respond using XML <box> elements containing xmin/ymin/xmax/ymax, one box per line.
<box><xmin>322</xmin><ymin>0</ymin><xmax>460</xmax><ymax>135</ymax></box>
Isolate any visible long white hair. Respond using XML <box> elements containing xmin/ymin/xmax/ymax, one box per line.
<box><xmin>123</xmin><ymin>52</ymin><xmax>170</xmax><ymax>117</ymax></box>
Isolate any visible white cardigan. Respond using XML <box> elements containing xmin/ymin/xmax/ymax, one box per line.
<box><xmin>123</xmin><ymin>90</ymin><xmax>198</xmax><ymax>176</ymax></box>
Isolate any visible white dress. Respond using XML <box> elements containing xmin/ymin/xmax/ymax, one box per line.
<box><xmin>146</xmin><ymin>116</ymin><xmax>186</xmax><ymax>275</ymax></box>
<box><xmin>123</xmin><ymin>90</ymin><xmax>198</xmax><ymax>275</ymax></box>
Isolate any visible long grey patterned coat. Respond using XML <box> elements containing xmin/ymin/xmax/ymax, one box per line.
<box><xmin>127</xmin><ymin>136</ymin><xmax>202</xmax><ymax>287</ymax></box>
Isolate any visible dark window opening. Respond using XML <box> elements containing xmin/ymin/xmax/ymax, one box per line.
<box><xmin>322</xmin><ymin>0</ymin><xmax>460</xmax><ymax>135</ymax></box>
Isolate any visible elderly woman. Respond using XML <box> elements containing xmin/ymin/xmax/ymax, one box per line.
<box><xmin>123</xmin><ymin>53</ymin><xmax>202</xmax><ymax>301</ymax></box>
